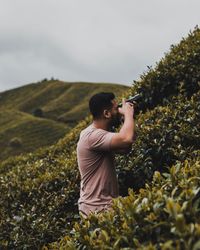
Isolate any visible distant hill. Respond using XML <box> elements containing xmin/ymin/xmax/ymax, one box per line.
<box><xmin>0</xmin><ymin>80</ymin><xmax>128</xmax><ymax>161</ymax></box>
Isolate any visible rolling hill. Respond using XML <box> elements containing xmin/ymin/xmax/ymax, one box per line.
<box><xmin>0</xmin><ymin>81</ymin><xmax>128</xmax><ymax>161</ymax></box>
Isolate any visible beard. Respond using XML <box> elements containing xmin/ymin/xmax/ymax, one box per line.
<box><xmin>109</xmin><ymin>113</ymin><xmax>122</xmax><ymax>130</ymax></box>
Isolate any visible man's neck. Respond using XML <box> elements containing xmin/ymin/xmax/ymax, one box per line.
<box><xmin>92</xmin><ymin>120</ymin><xmax>110</xmax><ymax>131</ymax></box>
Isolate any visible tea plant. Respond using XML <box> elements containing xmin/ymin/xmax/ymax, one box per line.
<box><xmin>46</xmin><ymin>153</ymin><xmax>200</xmax><ymax>249</ymax></box>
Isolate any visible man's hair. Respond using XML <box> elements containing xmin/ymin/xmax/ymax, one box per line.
<box><xmin>89</xmin><ymin>92</ymin><xmax>115</xmax><ymax>119</ymax></box>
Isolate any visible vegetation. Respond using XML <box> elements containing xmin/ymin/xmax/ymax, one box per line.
<box><xmin>0</xmin><ymin>26</ymin><xmax>199</xmax><ymax>249</ymax></box>
<box><xmin>47</xmin><ymin>153</ymin><xmax>200</xmax><ymax>250</ymax></box>
<box><xmin>0</xmin><ymin>109</ymin><xmax>70</xmax><ymax>161</ymax></box>
<box><xmin>33</xmin><ymin>108</ymin><xmax>44</xmax><ymax>118</ymax></box>
<box><xmin>8</xmin><ymin>137</ymin><xmax>22</xmax><ymax>148</ymax></box>
<box><xmin>130</xmin><ymin>26</ymin><xmax>200</xmax><ymax>114</ymax></box>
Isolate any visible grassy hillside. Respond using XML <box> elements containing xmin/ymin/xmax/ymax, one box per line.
<box><xmin>0</xmin><ymin>109</ymin><xmax>70</xmax><ymax>161</ymax></box>
<box><xmin>0</xmin><ymin>26</ymin><xmax>199</xmax><ymax>249</ymax></box>
<box><xmin>0</xmin><ymin>80</ymin><xmax>128</xmax><ymax>124</ymax></box>
<box><xmin>0</xmin><ymin>81</ymin><xmax>128</xmax><ymax>161</ymax></box>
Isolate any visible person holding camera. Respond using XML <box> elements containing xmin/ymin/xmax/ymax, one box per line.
<box><xmin>76</xmin><ymin>92</ymin><xmax>135</xmax><ymax>218</ymax></box>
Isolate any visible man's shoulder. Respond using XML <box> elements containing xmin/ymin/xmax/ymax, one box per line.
<box><xmin>82</xmin><ymin>124</ymin><xmax>111</xmax><ymax>135</ymax></box>
<box><xmin>80</xmin><ymin>124</ymin><xmax>94</xmax><ymax>137</ymax></box>
<box><xmin>79</xmin><ymin>124</ymin><xmax>110</xmax><ymax>141</ymax></box>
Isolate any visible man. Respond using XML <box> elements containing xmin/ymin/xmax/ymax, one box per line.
<box><xmin>76</xmin><ymin>92</ymin><xmax>135</xmax><ymax>218</ymax></box>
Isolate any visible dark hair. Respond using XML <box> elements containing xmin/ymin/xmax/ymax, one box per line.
<box><xmin>89</xmin><ymin>92</ymin><xmax>115</xmax><ymax>119</ymax></box>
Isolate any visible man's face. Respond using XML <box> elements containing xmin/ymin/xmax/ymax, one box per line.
<box><xmin>108</xmin><ymin>99</ymin><xmax>122</xmax><ymax>128</ymax></box>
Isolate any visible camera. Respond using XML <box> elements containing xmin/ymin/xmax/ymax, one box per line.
<box><xmin>110</xmin><ymin>93</ymin><xmax>142</xmax><ymax>131</ymax></box>
<box><xmin>117</xmin><ymin>93</ymin><xmax>141</xmax><ymax>108</ymax></box>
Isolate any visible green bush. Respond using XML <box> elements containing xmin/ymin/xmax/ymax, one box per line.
<box><xmin>0</xmin><ymin>118</ymin><xmax>92</xmax><ymax>249</ymax></box>
<box><xmin>116</xmin><ymin>90</ymin><xmax>200</xmax><ymax>195</ymax></box>
<box><xmin>8</xmin><ymin>137</ymin><xmax>22</xmax><ymax>148</ymax></box>
<box><xmin>46</xmin><ymin>152</ymin><xmax>200</xmax><ymax>250</ymax></box>
<box><xmin>33</xmin><ymin>107</ymin><xmax>44</xmax><ymax>117</ymax></box>
<box><xmin>130</xmin><ymin>25</ymin><xmax>200</xmax><ymax>114</ymax></box>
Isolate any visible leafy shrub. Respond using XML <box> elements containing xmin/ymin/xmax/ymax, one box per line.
<box><xmin>33</xmin><ymin>107</ymin><xmax>44</xmax><ymax>117</ymax></box>
<box><xmin>45</xmin><ymin>152</ymin><xmax>200</xmax><ymax>249</ymax></box>
<box><xmin>130</xmin><ymin>25</ymin><xmax>200</xmax><ymax>114</ymax></box>
<box><xmin>41</xmin><ymin>78</ymin><xmax>48</xmax><ymax>82</ymax></box>
<box><xmin>8</xmin><ymin>137</ymin><xmax>22</xmax><ymax>148</ymax></box>
<box><xmin>116</xmin><ymin>90</ymin><xmax>200</xmax><ymax>195</ymax></box>
<box><xmin>0</xmin><ymin>118</ymin><xmax>92</xmax><ymax>249</ymax></box>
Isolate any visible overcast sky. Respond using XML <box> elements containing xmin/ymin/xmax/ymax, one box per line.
<box><xmin>0</xmin><ymin>0</ymin><xmax>199</xmax><ymax>92</ymax></box>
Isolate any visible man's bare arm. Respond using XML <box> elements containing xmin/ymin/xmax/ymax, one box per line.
<box><xmin>113</xmin><ymin>131</ymin><xmax>137</xmax><ymax>154</ymax></box>
<box><xmin>110</xmin><ymin>99</ymin><xmax>135</xmax><ymax>151</ymax></box>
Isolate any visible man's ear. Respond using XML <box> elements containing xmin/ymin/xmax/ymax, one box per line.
<box><xmin>103</xmin><ymin>109</ymin><xmax>111</xmax><ymax>119</ymax></box>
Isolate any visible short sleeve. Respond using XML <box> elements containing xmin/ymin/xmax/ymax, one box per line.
<box><xmin>88</xmin><ymin>129</ymin><xmax>115</xmax><ymax>151</ymax></box>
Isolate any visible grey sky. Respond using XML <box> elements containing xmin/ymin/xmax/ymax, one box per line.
<box><xmin>0</xmin><ymin>0</ymin><xmax>199</xmax><ymax>92</ymax></box>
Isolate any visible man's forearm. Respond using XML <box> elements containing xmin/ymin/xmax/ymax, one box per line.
<box><xmin>119</xmin><ymin>114</ymin><xmax>135</xmax><ymax>142</ymax></box>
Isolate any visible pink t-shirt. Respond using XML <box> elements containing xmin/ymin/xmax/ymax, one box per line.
<box><xmin>77</xmin><ymin>123</ymin><xmax>119</xmax><ymax>217</ymax></box>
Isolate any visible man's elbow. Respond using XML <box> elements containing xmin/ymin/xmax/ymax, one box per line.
<box><xmin>121</xmin><ymin>137</ymin><xmax>134</xmax><ymax>152</ymax></box>
<box><xmin>124</xmin><ymin>138</ymin><xmax>134</xmax><ymax>146</ymax></box>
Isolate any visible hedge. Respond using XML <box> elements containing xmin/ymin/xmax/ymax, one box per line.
<box><xmin>46</xmin><ymin>152</ymin><xmax>200</xmax><ymax>249</ymax></box>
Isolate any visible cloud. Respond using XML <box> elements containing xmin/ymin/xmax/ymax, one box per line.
<box><xmin>0</xmin><ymin>0</ymin><xmax>199</xmax><ymax>92</ymax></box>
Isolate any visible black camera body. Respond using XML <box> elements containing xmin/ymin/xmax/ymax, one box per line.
<box><xmin>117</xmin><ymin>94</ymin><xmax>141</xmax><ymax>108</ymax></box>
<box><xmin>110</xmin><ymin>93</ymin><xmax>141</xmax><ymax>131</ymax></box>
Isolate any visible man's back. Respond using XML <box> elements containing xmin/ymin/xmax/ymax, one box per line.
<box><xmin>77</xmin><ymin>123</ymin><xmax>119</xmax><ymax>217</ymax></box>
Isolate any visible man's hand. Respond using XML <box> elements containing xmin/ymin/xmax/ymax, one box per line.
<box><xmin>118</xmin><ymin>98</ymin><xmax>134</xmax><ymax>117</ymax></box>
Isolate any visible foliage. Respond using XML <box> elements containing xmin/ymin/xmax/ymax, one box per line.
<box><xmin>0</xmin><ymin>117</ymin><xmax>94</xmax><ymax>249</ymax></box>
<box><xmin>8</xmin><ymin>137</ymin><xmax>22</xmax><ymax>148</ymax></box>
<box><xmin>33</xmin><ymin>107</ymin><xmax>44</xmax><ymax>117</ymax></box>
<box><xmin>116</xmin><ymin>90</ymin><xmax>200</xmax><ymax>195</ymax></box>
<box><xmin>130</xmin><ymin>25</ymin><xmax>200</xmax><ymax>114</ymax></box>
<box><xmin>46</xmin><ymin>154</ymin><xmax>200</xmax><ymax>250</ymax></box>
